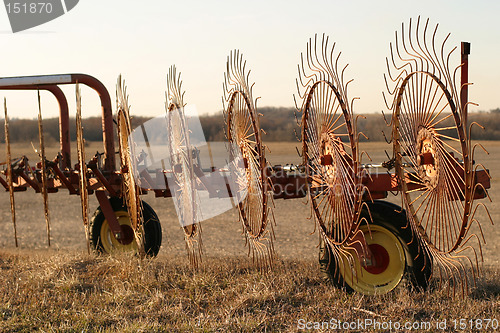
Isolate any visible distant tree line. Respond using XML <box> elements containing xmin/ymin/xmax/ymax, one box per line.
<box><xmin>0</xmin><ymin>107</ymin><xmax>499</xmax><ymax>145</ymax></box>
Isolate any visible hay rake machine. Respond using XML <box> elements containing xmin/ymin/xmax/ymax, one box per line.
<box><xmin>0</xmin><ymin>17</ymin><xmax>492</xmax><ymax>296</ymax></box>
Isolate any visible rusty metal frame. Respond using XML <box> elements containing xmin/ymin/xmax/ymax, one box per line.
<box><xmin>0</xmin><ymin>73</ymin><xmax>115</xmax><ymax>172</ymax></box>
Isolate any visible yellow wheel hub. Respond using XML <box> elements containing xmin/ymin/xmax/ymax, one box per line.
<box><xmin>339</xmin><ymin>224</ymin><xmax>406</xmax><ymax>295</ymax></box>
<box><xmin>100</xmin><ymin>211</ymin><xmax>138</xmax><ymax>254</ymax></box>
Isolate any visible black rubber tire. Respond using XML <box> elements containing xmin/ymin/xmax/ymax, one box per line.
<box><xmin>319</xmin><ymin>200</ymin><xmax>432</xmax><ymax>293</ymax></box>
<box><xmin>90</xmin><ymin>197</ymin><xmax>162</xmax><ymax>257</ymax></box>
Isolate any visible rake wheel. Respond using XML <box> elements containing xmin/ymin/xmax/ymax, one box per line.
<box><xmin>392</xmin><ymin>71</ymin><xmax>470</xmax><ymax>254</ymax></box>
<box><xmin>301</xmin><ymin>79</ymin><xmax>362</xmax><ymax>246</ymax></box>
<box><xmin>76</xmin><ymin>84</ymin><xmax>90</xmax><ymax>253</ymax></box>
<box><xmin>116</xmin><ymin>76</ymin><xmax>145</xmax><ymax>255</ymax></box>
<box><xmin>224</xmin><ymin>50</ymin><xmax>275</xmax><ymax>267</ymax></box>
<box><xmin>4</xmin><ymin>99</ymin><xmax>18</xmax><ymax>247</ymax></box>
<box><xmin>295</xmin><ymin>35</ymin><xmax>423</xmax><ymax>294</ymax></box>
<box><xmin>385</xmin><ymin>17</ymin><xmax>490</xmax><ymax>294</ymax></box>
<box><xmin>166</xmin><ymin>66</ymin><xmax>202</xmax><ymax>267</ymax></box>
<box><xmin>297</xmin><ymin>35</ymin><xmax>368</xmax><ymax>275</ymax></box>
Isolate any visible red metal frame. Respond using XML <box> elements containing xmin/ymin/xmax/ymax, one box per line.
<box><xmin>0</xmin><ymin>74</ymin><xmax>115</xmax><ymax>171</ymax></box>
<box><xmin>461</xmin><ymin>42</ymin><xmax>470</xmax><ymax>127</ymax></box>
<box><xmin>0</xmin><ymin>85</ymin><xmax>71</xmax><ymax>169</ymax></box>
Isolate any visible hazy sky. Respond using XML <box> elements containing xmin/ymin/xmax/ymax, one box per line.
<box><xmin>0</xmin><ymin>0</ymin><xmax>499</xmax><ymax>119</ymax></box>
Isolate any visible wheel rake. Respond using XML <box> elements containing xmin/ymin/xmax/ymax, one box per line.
<box><xmin>75</xmin><ymin>84</ymin><xmax>90</xmax><ymax>253</ymax></box>
<box><xmin>223</xmin><ymin>50</ymin><xmax>276</xmax><ymax>269</ymax></box>
<box><xmin>0</xmin><ymin>74</ymin><xmax>161</xmax><ymax>257</ymax></box>
<box><xmin>0</xmin><ymin>17</ymin><xmax>492</xmax><ymax>297</ymax></box>
<box><xmin>166</xmin><ymin>65</ymin><xmax>203</xmax><ymax>268</ymax></box>
<box><xmin>295</xmin><ymin>34</ymin><xmax>374</xmax><ymax>291</ymax></box>
<box><xmin>384</xmin><ymin>17</ymin><xmax>493</xmax><ymax>294</ymax></box>
<box><xmin>3</xmin><ymin>98</ymin><xmax>18</xmax><ymax>247</ymax></box>
<box><xmin>116</xmin><ymin>76</ymin><xmax>146</xmax><ymax>257</ymax></box>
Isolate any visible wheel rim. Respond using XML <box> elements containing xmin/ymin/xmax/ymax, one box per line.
<box><xmin>393</xmin><ymin>71</ymin><xmax>471</xmax><ymax>254</ymax></box>
<box><xmin>339</xmin><ymin>225</ymin><xmax>406</xmax><ymax>295</ymax></box>
<box><xmin>227</xmin><ymin>90</ymin><xmax>268</xmax><ymax>239</ymax></box>
<box><xmin>168</xmin><ymin>103</ymin><xmax>197</xmax><ymax>237</ymax></box>
<box><xmin>302</xmin><ymin>80</ymin><xmax>361</xmax><ymax>245</ymax></box>
<box><xmin>116</xmin><ymin>77</ymin><xmax>143</xmax><ymax>238</ymax></box>
<box><xmin>76</xmin><ymin>85</ymin><xmax>90</xmax><ymax>251</ymax></box>
<box><xmin>100</xmin><ymin>211</ymin><xmax>138</xmax><ymax>253</ymax></box>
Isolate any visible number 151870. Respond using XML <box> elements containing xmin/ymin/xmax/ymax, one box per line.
<box><xmin>6</xmin><ymin>2</ymin><xmax>53</xmax><ymax>14</ymax></box>
<box><xmin>452</xmin><ymin>319</ymin><xmax>499</xmax><ymax>330</ymax></box>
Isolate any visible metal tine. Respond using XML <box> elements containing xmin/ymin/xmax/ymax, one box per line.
<box><xmin>293</xmin><ymin>87</ymin><xmax>303</xmax><ymax>110</ymax></box>
<box><xmin>455</xmin><ymin>257</ymin><xmax>469</xmax><ymax>295</ymax></box>
<box><xmin>394</xmin><ymin>30</ymin><xmax>415</xmax><ymax>74</ymax></box>
<box><xmin>431</xmin><ymin>23</ymin><xmax>447</xmax><ymax>82</ymax></box>
<box><xmin>333</xmin><ymin>48</ymin><xmax>344</xmax><ymax>91</ymax></box>
<box><xmin>324</xmin><ymin>35</ymin><xmax>337</xmax><ymax>81</ymax></box>
<box><xmin>233</xmin><ymin>49</ymin><xmax>241</xmax><ymax>83</ymax></box>
<box><xmin>411</xmin><ymin>19</ymin><xmax>432</xmax><ymax>123</ymax></box>
<box><xmin>4</xmin><ymin>98</ymin><xmax>18</xmax><ymax>247</ymax></box>
<box><xmin>234</xmin><ymin>51</ymin><xmax>244</xmax><ymax>87</ymax></box>
<box><xmin>306</xmin><ymin>36</ymin><xmax>322</xmax><ymax>76</ymax></box>
<box><xmin>389</xmin><ymin>41</ymin><xmax>410</xmax><ymax>76</ymax></box>
<box><xmin>76</xmin><ymin>84</ymin><xmax>90</xmax><ymax>254</ymax></box>
<box><xmin>381</xmin><ymin>82</ymin><xmax>396</xmax><ymax>110</ymax></box>
<box><xmin>401</xmin><ymin>19</ymin><xmax>419</xmax><ymax>72</ymax></box>
<box><xmin>440</xmin><ymin>34</ymin><xmax>455</xmax><ymax>90</ymax></box>
<box><xmin>457</xmin><ymin>244</ymin><xmax>481</xmax><ymax>286</ymax></box>
<box><xmin>420</xmin><ymin>18</ymin><xmax>438</xmax><ymax>75</ymax></box>
<box><xmin>227</xmin><ymin>51</ymin><xmax>237</xmax><ymax>87</ymax></box>
<box><xmin>314</xmin><ymin>34</ymin><xmax>330</xmax><ymax>78</ymax></box>
<box><xmin>471</xmin><ymin>140</ymin><xmax>489</xmax><ymax>162</ymax></box>
<box><xmin>343</xmin><ymin>77</ymin><xmax>354</xmax><ymax>107</ymax></box>
<box><xmin>407</xmin><ymin>17</ymin><xmax>426</xmax><ymax>72</ymax></box>
<box><xmin>466</xmin><ymin>216</ymin><xmax>487</xmax><ymax>251</ymax></box>
<box><xmin>444</xmin><ymin>48</ymin><xmax>459</xmax><ymax>101</ymax></box>
<box><xmin>37</xmin><ymin>90</ymin><xmax>51</xmax><ymax>247</ymax></box>
<box><xmin>227</xmin><ymin>51</ymin><xmax>236</xmax><ymax>86</ymax></box>
<box><xmin>395</xmin><ymin>28</ymin><xmax>413</xmax><ymax>72</ymax></box>
<box><xmin>297</xmin><ymin>56</ymin><xmax>308</xmax><ymax>88</ymax></box>
<box><xmin>470</xmin><ymin>202</ymin><xmax>494</xmax><ymax>231</ymax></box>
<box><xmin>434</xmin><ymin>255</ymin><xmax>461</xmax><ymax>296</ymax></box>
<box><xmin>414</xmin><ymin>17</ymin><xmax>429</xmax><ymax>73</ymax></box>
<box><xmin>296</xmin><ymin>65</ymin><xmax>310</xmax><ymax>100</ymax></box>
<box><xmin>299</xmin><ymin>50</ymin><xmax>316</xmax><ymax>85</ymax></box>
<box><xmin>459</xmin><ymin>233</ymin><xmax>483</xmax><ymax>265</ymax></box>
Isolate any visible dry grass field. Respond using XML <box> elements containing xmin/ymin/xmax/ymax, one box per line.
<box><xmin>0</xmin><ymin>140</ymin><xmax>499</xmax><ymax>332</ymax></box>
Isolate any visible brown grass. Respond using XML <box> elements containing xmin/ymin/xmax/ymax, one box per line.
<box><xmin>0</xmin><ymin>141</ymin><xmax>499</xmax><ymax>332</ymax></box>
<box><xmin>0</xmin><ymin>249</ymin><xmax>499</xmax><ymax>332</ymax></box>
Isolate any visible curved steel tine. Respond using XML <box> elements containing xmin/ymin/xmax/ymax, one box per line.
<box><xmin>431</xmin><ymin>24</ymin><xmax>448</xmax><ymax>81</ymax></box>
<box><xmin>396</xmin><ymin>24</ymin><xmax>415</xmax><ymax>73</ymax></box>
<box><xmin>37</xmin><ymin>90</ymin><xmax>51</xmax><ymax>247</ymax></box>
<box><xmin>444</xmin><ymin>45</ymin><xmax>458</xmax><ymax>94</ymax></box>
<box><xmin>4</xmin><ymin>99</ymin><xmax>18</xmax><ymax>247</ymax></box>
<box><xmin>76</xmin><ymin>84</ymin><xmax>90</xmax><ymax>254</ymax></box>
<box><xmin>471</xmin><ymin>142</ymin><xmax>489</xmax><ymax>161</ymax></box>
<box><xmin>470</xmin><ymin>202</ymin><xmax>493</xmax><ymax>229</ymax></box>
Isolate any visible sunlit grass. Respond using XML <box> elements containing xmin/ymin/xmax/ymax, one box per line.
<box><xmin>0</xmin><ymin>249</ymin><xmax>498</xmax><ymax>332</ymax></box>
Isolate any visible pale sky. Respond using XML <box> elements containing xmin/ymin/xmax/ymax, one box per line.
<box><xmin>0</xmin><ymin>0</ymin><xmax>499</xmax><ymax>119</ymax></box>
